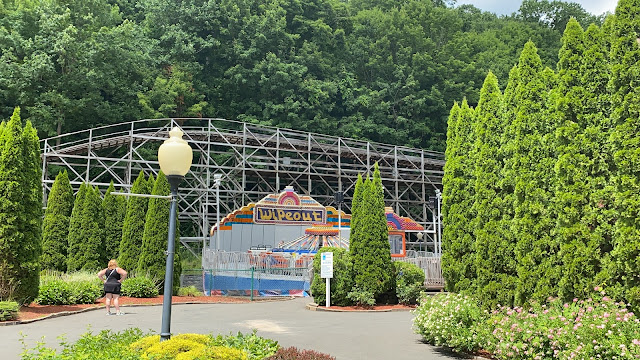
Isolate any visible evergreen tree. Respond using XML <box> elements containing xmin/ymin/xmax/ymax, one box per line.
<box><xmin>608</xmin><ymin>0</ymin><xmax>640</xmax><ymax>306</ymax></box>
<box><xmin>507</xmin><ymin>41</ymin><xmax>560</xmax><ymax>304</ymax></box>
<box><xmin>77</xmin><ymin>186</ymin><xmax>106</xmax><ymax>271</ymax></box>
<box><xmin>0</xmin><ymin>107</ymin><xmax>42</xmax><ymax>303</ymax></box>
<box><xmin>471</xmin><ymin>72</ymin><xmax>504</xmax><ymax>301</ymax></box>
<box><xmin>137</xmin><ymin>172</ymin><xmax>181</xmax><ymax>293</ymax></box>
<box><xmin>555</xmin><ymin>20</ymin><xmax>612</xmax><ymax>301</ymax></box>
<box><xmin>41</xmin><ymin>171</ymin><xmax>74</xmax><ymax>271</ymax></box>
<box><xmin>119</xmin><ymin>171</ymin><xmax>151</xmax><ymax>271</ymax></box>
<box><xmin>67</xmin><ymin>183</ymin><xmax>88</xmax><ymax>272</ymax></box>
<box><xmin>103</xmin><ymin>182</ymin><xmax>126</xmax><ymax>260</ymax></box>
<box><xmin>350</xmin><ymin>163</ymin><xmax>393</xmax><ymax>301</ymax></box>
<box><xmin>441</xmin><ymin>100</ymin><xmax>476</xmax><ymax>293</ymax></box>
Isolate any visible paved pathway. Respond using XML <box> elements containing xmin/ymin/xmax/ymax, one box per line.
<box><xmin>1</xmin><ymin>298</ymin><xmax>473</xmax><ymax>360</ymax></box>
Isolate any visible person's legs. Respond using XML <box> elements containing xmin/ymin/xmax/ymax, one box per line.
<box><xmin>105</xmin><ymin>293</ymin><xmax>113</xmax><ymax>314</ymax></box>
<box><xmin>113</xmin><ymin>294</ymin><xmax>122</xmax><ymax>314</ymax></box>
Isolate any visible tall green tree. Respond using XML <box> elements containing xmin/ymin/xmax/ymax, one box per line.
<box><xmin>608</xmin><ymin>0</ymin><xmax>640</xmax><ymax>307</ymax></box>
<box><xmin>119</xmin><ymin>171</ymin><xmax>151</xmax><ymax>271</ymax></box>
<box><xmin>350</xmin><ymin>163</ymin><xmax>393</xmax><ymax>301</ymax></box>
<box><xmin>103</xmin><ymin>182</ymin><xmax>126</xmax><ymax>260</ymax></box>
<box><xmin>67</xmin><ymin>183</ymin><xmax>88</xmax><ymax>272</ymax></box>
<box><xmin>471</xmin><ymin>72</ymin><xmax>503</xmax><ymax>300</ymax></box>
<box><xmin>77</xmin><ymin>186</ymin><xmax>106</xmax><ymax>271</ymax></box>
<box><xmin>442</xmin><ymin>99</ymin><xmax>476</xmax><ymax>293</ymax></box>
<box><xmin>137</xmin><ymin>172</ymin><xmax>181</xmax><ymax>293</ymax></box>
<box><xmin>554</xmin><ymin>20</ymin><xmax>612</xmax><ymax>301</ymax></box>
<box><xmin>0</xmin><ymin>107</ymin><xmax>42</xmax><ymax>303</ymax></box>
<box><xmin>41</xmin><ymin>170</ymin><xmax>74</xmax><ymax>271</ymax></box>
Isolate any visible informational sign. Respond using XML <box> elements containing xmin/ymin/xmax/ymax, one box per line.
<box><xmin>321</xmin><ymin>252</ymin><xmax>333</xmax><ymax>279</ymax></box>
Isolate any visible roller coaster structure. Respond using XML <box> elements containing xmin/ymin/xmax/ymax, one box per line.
<box><xmin>41</xmin><ymin>118</ymin><xmax>444</xmax><ymax>258</ymax></box>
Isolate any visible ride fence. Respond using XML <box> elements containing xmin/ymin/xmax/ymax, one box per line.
<box><xmin>201</xmin><ymin>251</ymin><xmax>314</xmax><ymax>299</ymax></box>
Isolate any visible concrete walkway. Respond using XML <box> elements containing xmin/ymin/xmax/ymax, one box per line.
<box><xmin>2</xmin><ymin>298</ymin><xmax>474</xmax><ymax>360</ymax></box>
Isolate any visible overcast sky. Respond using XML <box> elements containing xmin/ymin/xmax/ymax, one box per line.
<box><xmin>456</xmin><ymin>0</ymin><xmax>618</xmax><ymax>16</ymax></box>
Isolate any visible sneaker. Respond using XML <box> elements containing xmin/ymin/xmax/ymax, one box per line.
<box><xmin>116</xmin><ymin>312</ymin><xmax>125</xmax><ymax>316</ymax></box>
<box><xmin>106</xmin><ymin>312</ymin><xmax>112</xmax><ymax>316</ymax></box>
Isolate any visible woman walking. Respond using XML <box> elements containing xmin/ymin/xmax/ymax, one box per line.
<box><xmin>97</xmin><ymin>259</ymin><xmax>127</xmax><ymax>315</ymax></box>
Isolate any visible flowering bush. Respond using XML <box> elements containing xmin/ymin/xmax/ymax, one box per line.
<box><xmin>413</xmin><ymin>293</ymin><xmax>487</xmax><ymax>352</ymax></box>
<box><xmin>414</xmin><ymin>288</ymin><xmax>640</xmax><ymax>359</ymax></box>
<box><xmin>485</xmin><ymin>288</ymin><xmax>640</xmax><ymax>359</ymax></box>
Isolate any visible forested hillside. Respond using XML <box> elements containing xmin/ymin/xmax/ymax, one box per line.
<box><xmin>0</xmin><ymin>0</ymin><xmax>601</xmax><ymax>151</ymax></box>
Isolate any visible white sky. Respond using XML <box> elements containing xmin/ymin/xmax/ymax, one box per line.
<box><xmin>456</xmin><ymin>0</ymin><xmax>618</xmax><ymax>16</ymax></box>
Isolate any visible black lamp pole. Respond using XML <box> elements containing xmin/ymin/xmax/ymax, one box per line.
<box><xmin>160</xmin><ymin>175</ymin><xmax>183</xmax><ymax>341</ymax></box>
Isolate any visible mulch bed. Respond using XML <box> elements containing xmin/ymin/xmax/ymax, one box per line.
<box><xmin>15</xmin><ymin>295</ymin><xmax>252</xmax><ymax>321</ymax></box>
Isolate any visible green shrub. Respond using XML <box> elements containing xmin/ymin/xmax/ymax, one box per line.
<box><xmin>36</xmin><ymin>280</ymin><xmax>73</xmax><ymax>305</ymax></box>
<box><xmin>346</xmin><ymin>287</ymin><xmax>375</xmax><ymax>307</ymax></box>
<box><xmin>211</xmin><ymin>330</ymin><xmax>279</xmax><ymax>360</ymax></box>
<box><xmin>70</xmin><ymin>280</ymin><xmax>102</xmax><ymax>304</ymax></box>
<box><xmin>311</xmin><ymin>247</ymin><xmax>354</xmax><ymax>306</ymax></box>
<box><xmin>394</xmin><ymin>261</ymin><xmax>425</xmax><ymax>305</ymax></box>
<box><xmin>0</xmin><ymin>301</ymin><xmax>18</xmax><ymax>321</ymax></box>
<box><xmin>413</xmin><ymin>293</ymin><xmax>486</xmax><ymax>353</ymax></box>
<box><xmin>175</xmin><ymin>345</ymin><xmax>248</xmax><ymax>360</ymax></box>
<box><xmin>265</xmin><ymin>346</ymin><xmax>335</xmax><ymax>360</ymax></box>
<box><xmin>122</xmin><ymin>276</ymin><xmax>159</xmax><ymax>298</ymax></box>
<box><xmin>177</xmin><ymin>286</ymin><xmax>201</xmax><ymax>297</ymax></box>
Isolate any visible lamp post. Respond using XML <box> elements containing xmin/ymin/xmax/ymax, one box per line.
<box><xmin>158</xmin><ymin>127</ymin><xmax>193</xmax><ymax>342</ymax></box>
<box><xmin>214</xmin><ymin>174</ymin><xmax>222</xmax><ymax>250</ymax></box>
<box><xmin>335</xmin><ymin>191</ymin><xmax>344</xmax><ymax>246</ymax></box>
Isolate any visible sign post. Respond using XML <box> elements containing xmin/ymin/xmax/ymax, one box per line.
<box><xmin>320</xmin><ymin>252</ymin><xmax>333</xmax><ymax>308</ymax></box>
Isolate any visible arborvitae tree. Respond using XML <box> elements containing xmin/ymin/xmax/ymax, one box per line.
<box><xmin>137</xmin><ymin>172</ymin><xmax>181</xmax><ymax>293</ymax></box>
<box><xmin>442</xmin><ymin>100</ymin><xmax>476</xmax><ymax>293</ymax></box>
<box><xmin>20</xmin><ymin>120</ymin><xmax>43</xmax><ymax>301</ymax></box>
<box><xmin>608</xmin><ymin>0</ymin><xmax>640</xmax><ymax>307</ymax></box>
<box><xmin>479</xmin><ymin>64</ymin><xmax>520</xmax><ymax>308</ymax></box>
<box><xmin>350</xmin><ymin>163</ymin><xmax>393</xmax><ymax>301</ymax></box>
<box><xmin>555</xmin><ymin>20</ymin><xmax>612</xmax><ymax>301</ymax></box>
<box><xmin>67</xmin><ymin>183</ymin><xmax>88</xmax><ymax>272</ymax></box>
<box><xmin>41</xmin><ymin>171</ymin><xmax>74</xmax><ymax>271</ymax></box>
<box><xmin>0</xmin><ymin>107</ymin><xmax>42</xmax><ymax>304</ymax></box>
<box><xmin>103</xmin><ymin>182</ymin><xmax>126</xmax><ymax>260</ymax></box>
<box><xmin>119</xmin><ymin>171</ymin><xmax>151</xmax><ymax>271</ymax></box>
<box><xmin>508</xmin><ymin>42</ymin><xmax>560</xmax><ymax>304</ymax></box>
<box><xmin>471</xmin><ymin>72</ymin><xmax>504</xmax><ymax>301</ymax></box>
<box><xmin>77</xmin><ymin>186</ymin><xmax>106</xmax><ymax>271</ymax></box>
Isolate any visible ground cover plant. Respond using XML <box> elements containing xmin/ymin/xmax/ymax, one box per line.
<box><xmin>414</xmin><ymin>288</ymin><xmax>640</xmax><ymax>359</ymax></box>
<box><xmin>20</xmin><ymin>328</ymin><xmax>283</xmax><ymax>360</ymax></box>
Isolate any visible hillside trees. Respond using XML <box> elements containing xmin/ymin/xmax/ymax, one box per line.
<box><xmin>0</xmin><ymin>107</ymin><xmax>43</xmax><ymax>304</ymax></box>
<box><xmin>41</xmin><ymin>171</ymin><xmax>74</xmax><ymax>271</ymax></box>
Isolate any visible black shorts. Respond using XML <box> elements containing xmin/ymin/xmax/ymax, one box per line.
<box><xmin>104</xmin><ymin>283</ymin><xmax>121</xmax><ymax>295</ymax></box>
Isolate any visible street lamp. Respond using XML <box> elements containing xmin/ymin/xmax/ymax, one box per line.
<box><xmin>158</xmin><ymin>127</ymin><xmax>193</xmax><ymax>342</ymax></box>
<box><xmin>213</xmin><ymin>174</ymin><xmax>223</xmax><ymax>250</ymax></box>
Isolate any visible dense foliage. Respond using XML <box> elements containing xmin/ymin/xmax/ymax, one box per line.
<box><xmin>36</xmin><ymin>272</ymin><xmax>103</xmax><ymax>305</ymax></box>
<box><xmin>0</xmin><ymin>300</ymin><xmax>18</xmax><ymax>321</ymax></box>
<box><xmin>442</xmin><ymin>0</ymin><xmax>640</xmax><ymax>310</ymax></box>
<box><xmin>0</xmin><ymin>108</ymin><xmax>42</xmax><ymax>304</ymax></box>
<box><xmin>41</xmin><ymin>171</ymin><xmax>74</xmax><ymax>272</ymax></box>
<box><xmin>119</xmin><ymin>171</ymin><xmax>151</xmax><ymax>271</ymax></box>
<box><xmin>0</xmin><ymin>0</ymin><xmax>607</xmax><ymax>152</ymax></box>
<box><xmin>121</xmin><ymin>276</ymin><xmax>159</xmax><ymax>298</ymax></box>
<box><xmin>349</xmin><ymin>163</ymin><xmax>393</xmax><ymax>301</ymax></box>
<box><xmin>103</xmin><ymin>182</ymin><xmax>127</xmax><ymax>260</ymax></box>
<box><xmin>311</xmin><ymin>247</ymin><xmax>353</xmax><ymax>306</ymax></box>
